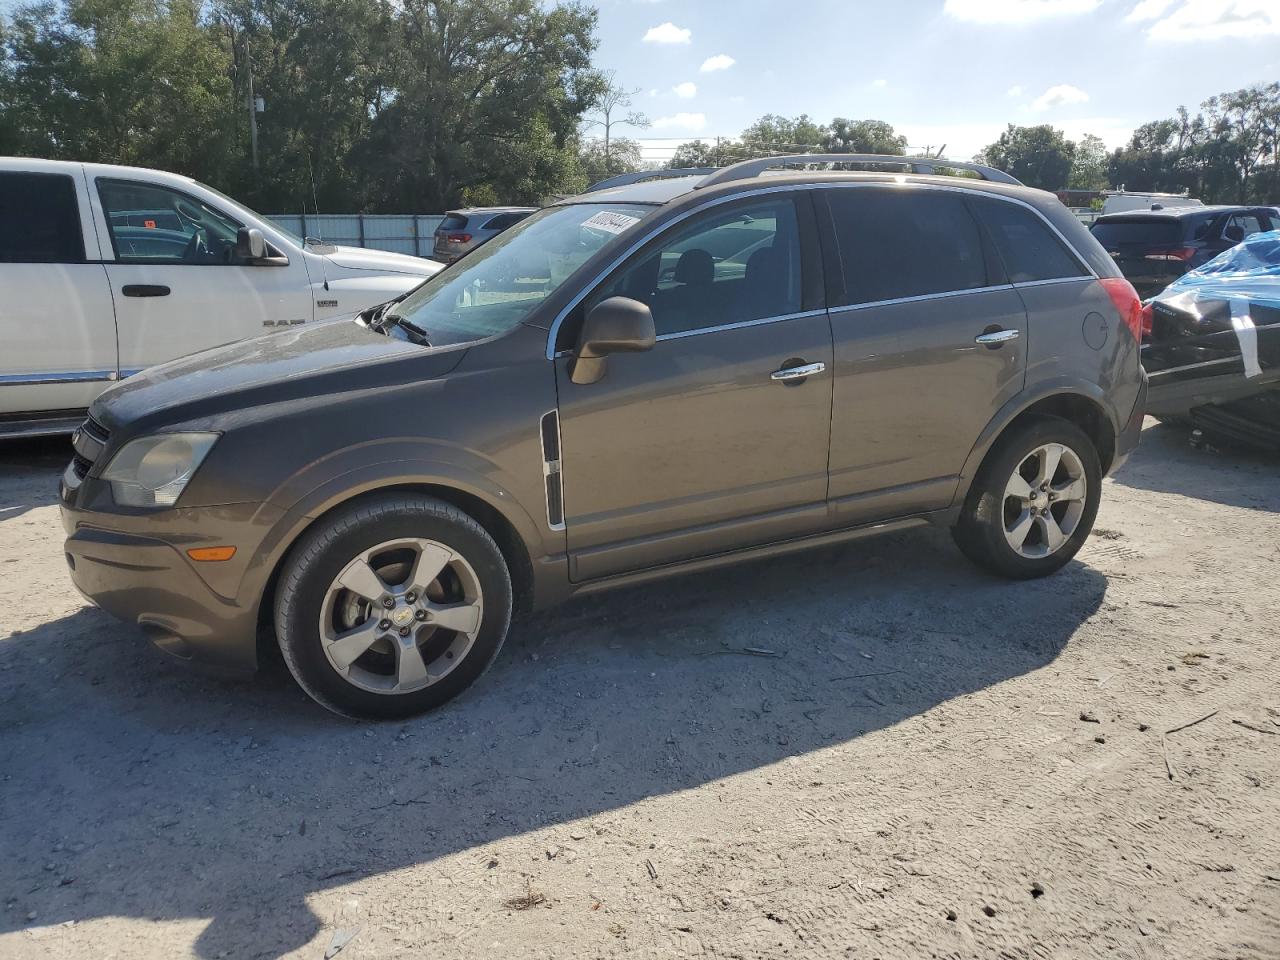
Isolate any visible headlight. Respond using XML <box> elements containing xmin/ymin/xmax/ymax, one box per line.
<box><xmin>101</xmin><ymin>433</ymin><xmax>219</xmax><ymax>508</ymax></box>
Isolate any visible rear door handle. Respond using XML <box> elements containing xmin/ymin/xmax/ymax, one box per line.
<box><xmin>770</xmin><ymin>361</ymin><xmax>825</xmax><ymax>382</ymax></box>
<box><xmin>121</xmin><ymin>284</ymin><xmax>170</xmax><ymax>298</ymax></box>
<box><xmin>975</xmin><ymin>328</ymin><xmax>1019</xmax><ymax>346</ymax></box>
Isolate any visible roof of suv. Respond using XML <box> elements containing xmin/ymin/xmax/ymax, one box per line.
<box><xmin>446</xmin><ymin>206</ymin><xmax>538</xmax><ymax>216</ymax></box>
<box><xmin>1094</xmin><ymin>205</ymin><xmax>1258</xmax><ymax>222</ymax></box>
<box><xmin>561</xmin><ymin>169</ymin><xmax>1051</xmax><ymax>207</ymax></box>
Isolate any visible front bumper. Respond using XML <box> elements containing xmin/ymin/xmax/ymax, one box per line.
<box><xmin>61</xmin><ymin>470</ymin><xmax>280</xmax><ymax>675</ymax></box>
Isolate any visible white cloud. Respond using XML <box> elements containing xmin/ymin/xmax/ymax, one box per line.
<box><xmin>652</xmin><ymin>112</ymin><xmax>707</xmax><ymax>131</ymax></box>
<box><xmin>1007</xmin><ymin>84</ymin><xmax>1023</xmax><ymax>96</ymax></box>
<box><xmin>700</xmin><ymin>54</ymin><xmax>736</xmax><ymax>72</ymax></box>
<box><xmin>1030</xmin><ymin>83</ymin><xmax>1090</xmax><ymax>111</ymax></box>
<box><xmin>944</xmin><ymin>0</ymin><xmax>1100</xmax><ymax>23</ymax></box>
<box><xmin>672</xmin><ymin>81</ymin><xmax>697</xmax><ymax>99</ymax></box>
<box><xmin>872</xmin><ymin>78</ymin><xmax>888</xmax><ymax>88</ymax></box>
<box><xmin>1127</xmin><ymin>0</ymin><xmax>1279</xmax><ymax>40</ymax></box>
<box><xmin>642</xmin><ymin>21</ymin><xmax>692</xmax><ymax>44</ymax></box>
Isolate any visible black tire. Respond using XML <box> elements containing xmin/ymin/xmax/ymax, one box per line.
<box><xmin>274</xmin><ymin>494</ymin><xmax>512</xmax><ymax>720</ymax></box>
<box><xmin>952</xmin><ymin>416</ymin><xmax>1102</xmax><ymax>580</ymax></box>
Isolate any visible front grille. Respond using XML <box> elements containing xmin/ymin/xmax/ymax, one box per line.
<box><xmin>70</xmin><ymin>415</ymin><xmax>110</xmax><ymax>480</ymax></box>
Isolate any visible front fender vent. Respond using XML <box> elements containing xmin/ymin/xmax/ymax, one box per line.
<box><xmin>540</xmin><ymin>410</ymin><xmax>565</xmax><ymax>531</ymax></box>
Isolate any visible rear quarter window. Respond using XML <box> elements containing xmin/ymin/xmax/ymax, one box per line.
<box><xmin>0</xmin><ymin>171</ymin><xmax>86</xmax><ymax>263</ymax></box>
<box><xmin>971</xmin><ymin>196</ymin><xmax>1088</xmax><ymax>283</ymax></box>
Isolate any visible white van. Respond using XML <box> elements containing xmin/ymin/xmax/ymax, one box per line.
<box><xmin>1100</xmin><ymin>191</ymin><xmax>1203</xmax><ymax>216</ymax></box>
<box><xmin>0</xmin><ymin>158</ymin><xmax>444</xmax><ymax>437</ymax></box>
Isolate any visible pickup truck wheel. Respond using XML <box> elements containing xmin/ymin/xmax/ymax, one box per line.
<box><xmin>952</xmin><ymin>416</ymin><xmax>1101</xmax><ymax>580</ymax></box>
<box><xmin>274</xmin><ymin>494</ymin><xmax>512</xmax><ymax>719</ymax></box>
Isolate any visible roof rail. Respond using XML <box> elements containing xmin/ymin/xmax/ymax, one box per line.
<box><xmin>695</xmin><ymin>154</ymin><xmax>1022</xmax><ymax>189</ymax></box>
<box><xmin>584</xmin><ymin>167</ymin><xmax>718</xmax><ymax>194</ymax></box>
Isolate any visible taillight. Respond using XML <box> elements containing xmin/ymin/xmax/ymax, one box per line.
<box><xmin>1140</xmin><ymin>302</ymin><xmax>1153</xmax><ymax>341</ymax></box>
<box><xmin>1099</xmin><ymin>277</ymin><xmax>1144</xmax><ymax>343</ymax></box>
<box><xmin>447</xmin><ymin>233</ymin><xmax>472</xmax><ymax>244</ymax></box>
<box><xmin>1142</xmin><ymin>246</ymin><xmax>1195</xmax><ymax>261</ymax></box>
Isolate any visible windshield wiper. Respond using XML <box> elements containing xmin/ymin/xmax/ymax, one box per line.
<box><xmin>381</xmin><ymin>313</ymin><xmax>431</xmax><ymax>345</ymax></box>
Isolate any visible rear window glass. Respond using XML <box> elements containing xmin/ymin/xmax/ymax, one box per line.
<box><xmin>825</xmin><ymin>188</ymin><xmax>988</xmax><ymax>304</ymax></box>
<box><xmin>971</xmin><ymin>196</ymin><xmax>1087</xmax><ymax>283</ymax></box>
<box><xmin>0</xmin><ymin>172</ymin><xmax>85</xmax><ymax>263</ymax></box>
<box><xmin>1090</xmin><ymin>219</ymin><xmax>1182</xmax><ymax>249</ymax></box>
<box><xmin>439</xmin><ymin>214</ymin><xmax>469</xmax><ymax>231</ymax></box>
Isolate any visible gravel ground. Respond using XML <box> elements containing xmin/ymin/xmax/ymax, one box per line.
<box><xmin>1</xmin><ymin>420</ymin><xmax>1278</xmax><ymax>960</ymax></box>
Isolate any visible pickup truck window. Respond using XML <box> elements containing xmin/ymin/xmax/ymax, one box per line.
<box><xmin>0</xmin><ymin>172</ymin><xmax>85</xmax><ymax>263</ymax></box>
<box><xmin>98</xmin><ymin>180</ymin><xmax>245</xmax><ymax>265</ymax></box>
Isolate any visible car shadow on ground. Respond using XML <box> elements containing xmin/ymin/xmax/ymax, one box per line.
<box><xmin>0</xmin><ymin>436</ymin><xmax>68</xmax><ymax>520</ymax></box>
<box><xmin>1110</xmin><ymin>420</ymin><xmax>1280</xmax><ymax>511</ymax></box>
<box><xmin>0</xmin><ymin>523</ymin><xmax>1108</xmax><ymax>958</ymax></box>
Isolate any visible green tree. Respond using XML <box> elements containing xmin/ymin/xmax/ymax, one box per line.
<box><xmin>976</xmin><ymin>124</ymin><xmax>1076</xmax><ymax>190</ymax></box>
<box><xmin>577</xmin><ymin>135</ymin><xmax>642</xmax><ymax>185</ymax></box>
<box><xmin>669</xmin><ymin>140</ymin><xmax>717</xmax><ymax>167</ymax></box>
<box><xmin>351</xmin><ymin>0</ymin><xmax>599</xmax><ymax>211</ymax></box>
<box><xmin>739</xmin><ymin>114</ymin><xmax>827</xmax><ymax>155</ymax></box>
<box><xmin>578</xmin><ymin>69</ymin><xmax>648</xmax><ymax>178</ymax></box>
<box><xmin>0</xmin><ymin>0</ymin><xmax>237</xmax><ymax>181</ymax></box>
<box><xmin>1068</xmin><ymin>133</ymin><xmax>1109</xmax><ymax>190</ymax></box>
<box><xmin>822</xmin><ymin>118</ymin><xmax>906</xmax><ymax>154</ymax></box>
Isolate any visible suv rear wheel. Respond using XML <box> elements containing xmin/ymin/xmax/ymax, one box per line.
<box><xmin>953</xmin><ymin>416</ymin><xmax>1101</xmax><ymax>579</ymax></box>
<box><xmin>274</xmin><ymin>494</ymin><xmax>512</xmax><ymax>719</ymax></box>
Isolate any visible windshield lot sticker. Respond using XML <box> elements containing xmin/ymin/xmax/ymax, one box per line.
<box><xmin>582</xmin><ymin>211</ymin><xmax>641</xmax><ymax>236</ymax></box>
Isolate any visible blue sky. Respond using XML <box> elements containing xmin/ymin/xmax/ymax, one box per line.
<box><xmin>591</xmin><ymin>0</ymin><xmax>1280</xmax><ymax>162</ymax></box>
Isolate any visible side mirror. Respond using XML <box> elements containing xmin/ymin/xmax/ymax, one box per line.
<box><xmin>1224</xmin><ymin>225</ymin><xmax>1245</xmax><ymax>243</ymax></box>
<box><xmin>570</xmin><ymin>297</ymin><xmax>656</xmax><ymax>385</ymax></box>
<box><xmin>235</xmin><ymin>226</ymin><xmax>267</xmax><ymax>261</ymax></box>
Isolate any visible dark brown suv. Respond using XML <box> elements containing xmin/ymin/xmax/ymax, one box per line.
<box><xmin>60</xmin><ymin>155</ymin><xmax>1148</xmax><ymax>718</ymax></box>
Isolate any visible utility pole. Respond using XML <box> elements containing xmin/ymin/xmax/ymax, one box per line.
<box><xmin>246</xmin><ymin>39</ymin><xmax>259</xmax><ymax>173</ymax></box>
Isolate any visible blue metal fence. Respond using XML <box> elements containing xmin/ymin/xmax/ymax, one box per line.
<box><xmin>266</xmin><ymin>214</ymin><xmax>446</xmax><ymax>258</ymax></box>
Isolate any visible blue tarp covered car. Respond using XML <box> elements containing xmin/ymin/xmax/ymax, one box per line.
<box><xmin>1143</xmin><ymin>230</ymin><xmax>1280</xmax><ymax>449</ymax></box>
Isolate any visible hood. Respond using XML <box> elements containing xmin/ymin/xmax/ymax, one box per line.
<box><xmin>93</xmin><ymin>319</ymin><xmax>464</xmax><ymax>434</ymax></box>
<box><xmin>324</xmin><ymin>244</ymin><xmax>443</xmax><ymax>276</ymax></box>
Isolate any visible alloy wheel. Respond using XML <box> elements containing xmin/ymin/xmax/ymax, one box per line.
<box><xmin>318</xmin><ymin>538</ymin><xmax>484</xmax><ymax>695</ymax></box>
<box><xmin>1001</xmin><ymin>443</ymin><xmax>1088</xmax><ymax>560</ymax></box>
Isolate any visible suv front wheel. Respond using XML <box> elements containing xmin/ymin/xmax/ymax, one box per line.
<box><xmin>953</xmin><ymin>416</ymin><xmax>1101</xmax><ymax>580</ymax></box>
<box><xmin>274</xmin><ymin>494</ymin><xmax>513</xmax><ymax>719</ymax></box>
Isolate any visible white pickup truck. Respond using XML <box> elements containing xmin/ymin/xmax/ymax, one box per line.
<box><xmin>0</xmin><ymin>158</ymin><xmax>444</xmax><ymax>437</ymax></box>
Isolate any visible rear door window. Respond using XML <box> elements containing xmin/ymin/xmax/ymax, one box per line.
<box><xmin>824</xmin><ymin>188</ymin><xmax>988</xmax><ymax>304</ymax></box>
<box><xmin>970</xmin><ymin>196</ymin><xmax>1088</xmax><ymax>283</ymax></box>
<box><xmin>0</xmin><ymin>171</ymin><xmax>86</xmax><ymax>263</ymax></box>
<box><xmin>1226</xmin><ymin>213</ymin><xmax>1266</xmax><ymax>240</ymax></box>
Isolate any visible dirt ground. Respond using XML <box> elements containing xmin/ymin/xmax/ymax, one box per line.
<box><xmin>1</xmin><ymin>420</ymin><xmax>1279</xmax><ymax>960</ymax></box>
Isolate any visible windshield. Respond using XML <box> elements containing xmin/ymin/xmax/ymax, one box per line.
<box><xmin>387</xmin><ymin>203</ymin><xmax>652</xmax><ymax>346</ymax></box>
<box><xmin>1091</xmin><ymin>219</ymin><xmax>1183</xmax><ymax>249</ymax></box>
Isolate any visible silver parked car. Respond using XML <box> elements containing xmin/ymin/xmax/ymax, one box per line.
<box><xmin>432</xmin><ymin>206</ymin><xmax>536</xmax><ymax>262</ymax></box>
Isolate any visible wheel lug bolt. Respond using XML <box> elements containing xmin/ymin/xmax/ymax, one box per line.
<box><xmin>415</xmin><ymin>609</ymin><xmax>427</xmax><ymax>621</ymax></box>
<box><xmin>379</xmin><ymin>619</ymin><xmax>391</xmax><ymax>630</ymax></box>
<box><xmin>398</xmin><ymin>627</ymin><xmax>410</xmax><ymax>637</ymax></box>
<box><xmin>382</xmin><ymin>597</ymin><xmax>395</xmax><ymax>609</ymax></box>
<box><xmin>405</xmin><ymin>593</ymin><xmax>417</xmax><ymax>604</ymax></box>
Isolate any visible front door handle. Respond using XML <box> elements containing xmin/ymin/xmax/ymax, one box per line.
<box><xmin>975</xmin><ymin>328</ymin><xmax>1019</xmax><ymax>346</ymax></box>
<box><xmin>770</xmin><ymin>361</ymin><xmax>826</xmax><ymax>382</ymax></box>
<box><xmin>121</xmin><ymin>284</ymin><xmax>171</xmax><ymax>298</ymax></box>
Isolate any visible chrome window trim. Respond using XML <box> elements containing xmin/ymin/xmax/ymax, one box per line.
<box><xmin>545</xmin><ymin>180</ymin><xmax>1095</xmax><ymax>359</ymax></box>
<box><xmin>0</xmin><ymin>370</ymin><xmax>117</xmax><ymax>386</ymax></box>
<box><xmin>1145</xmin><ymin>356</ymin><xmax>1240</xmax><ymax>379</ymax></box>
<box><xmin>1011</xmin><ymin>275</ymin><xmax>1094</xmax><ymax>289</ymax></box>
<box><xmin>655</xmin><ymin>309</ymin><xmax>827</xmax><ymax>343</ymax></box>
<box><xmin>828</xmin><ymin>284</ymin><xmax>1015</xmax><ymax>313</ymax></box>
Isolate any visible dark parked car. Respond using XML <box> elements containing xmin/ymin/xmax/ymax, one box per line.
<box><xmin>432</xmin><ymin>206</ymin><xmax>536</xmax><ymax>262</ymax></box>
<box><xmin>61</xmin><ymin>154</ymin><xmax>1146</xmax><ymax>718</ymax></box>
<box><xmin>1090</xmin><ymin>205</ymin><xmax>1276</xmax><ymax>299</ymax></box>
